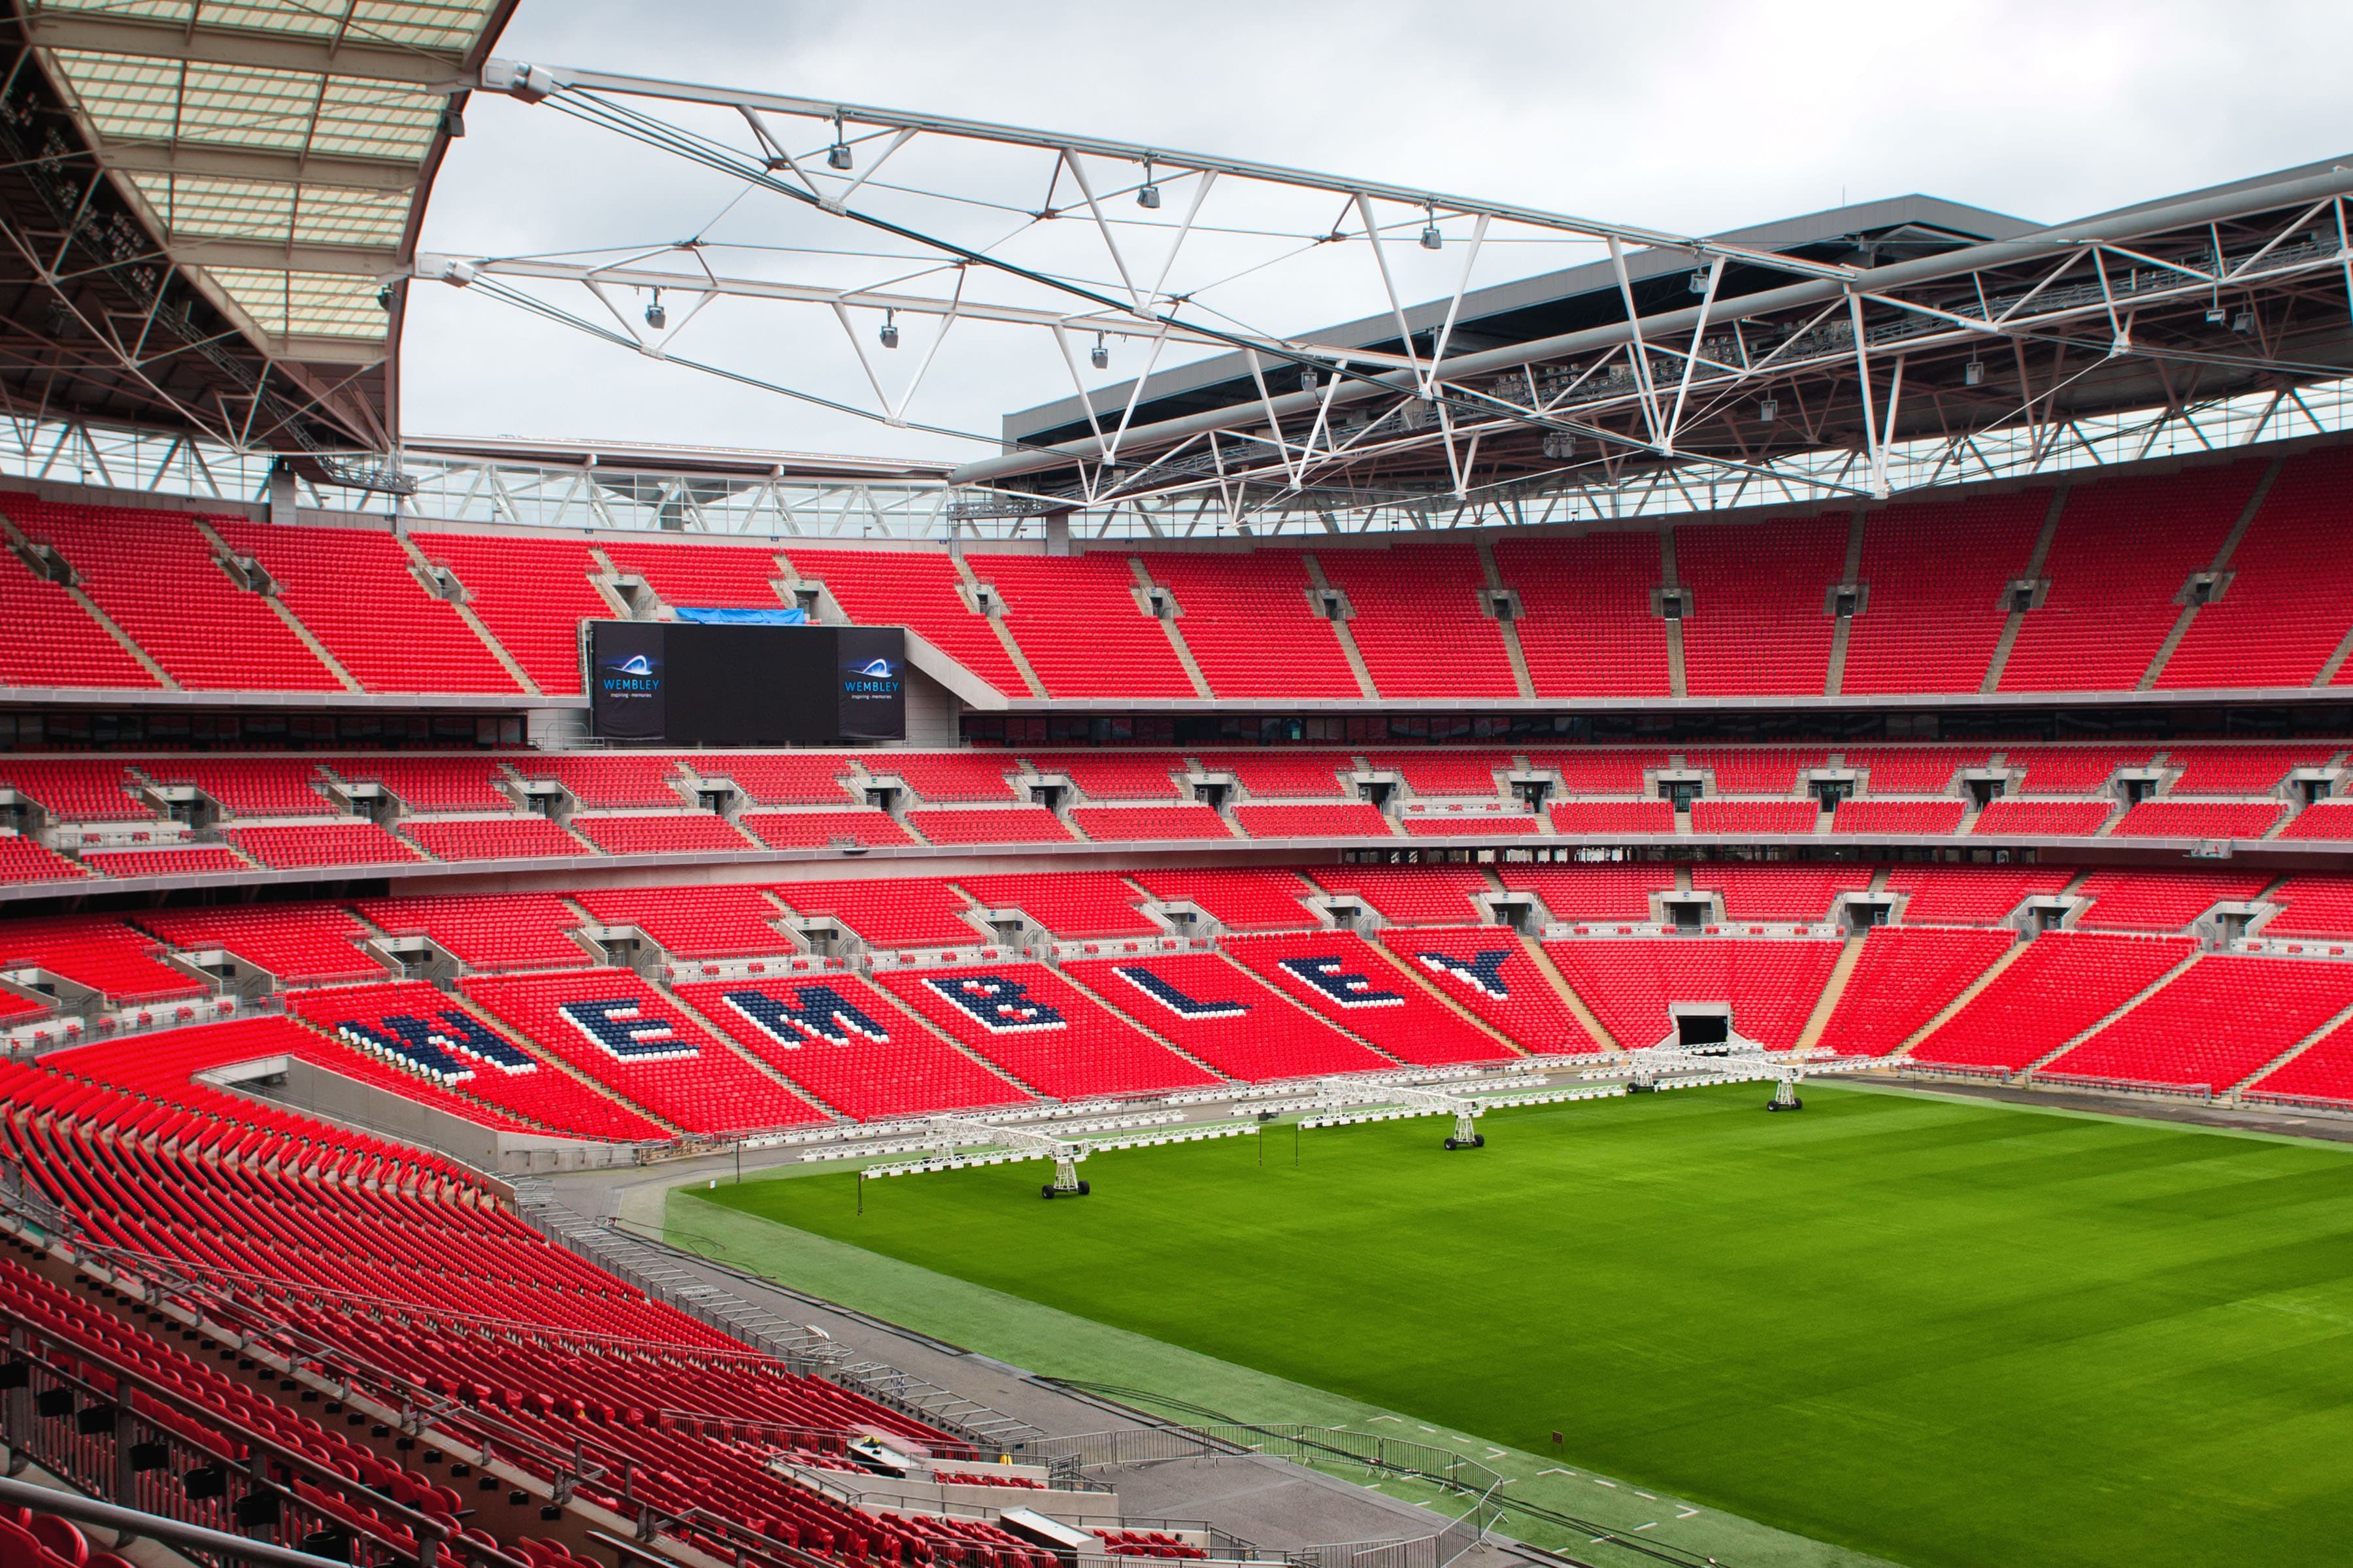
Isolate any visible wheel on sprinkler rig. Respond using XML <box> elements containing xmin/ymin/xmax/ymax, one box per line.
<box><xmin>1766</xmin><ymin>1078</ymin><xmax>1803</xmax><ymax>1112</ymax></box>
<box><xmin>1443</xmin><ymin>1111</ymin><xmax>1486</xmax><ymax>1150</ymax></box>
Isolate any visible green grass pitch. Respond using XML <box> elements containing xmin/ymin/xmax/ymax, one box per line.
<box><xmin>694</xmin><ymin>1084</ymin><xmax>2353</xmax><ymax>1568</ymax></box>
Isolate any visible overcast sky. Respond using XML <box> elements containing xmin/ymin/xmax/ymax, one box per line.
<box><xmin>401</xmin><ymin>0</ymin><xmax>2353</xmax><ymax>462</ymax></box>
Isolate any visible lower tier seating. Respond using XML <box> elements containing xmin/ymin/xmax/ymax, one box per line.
<box><xmin>674</xmin><ymin>972</ymin><xmax>1031</xmax><ymax>1118</ymax></box>
<box><xmin>871</xmin><ymin>962</ymin><xmax>1220</xmax><ymax>1097</ymax></box>
<box><xmin>1062</xmin><ymin>953</ymin><xmax>1392</xmax><ymax>1080</ymax></box>
<box><xmin>1815</xmin><ymin>927</ymin><xmax>2018</xmax><ymax>1056</ymax></box>
<box><xmin>2041</xmin><ymin>954</ymin><xmax>2353</xmax><ymax>1092</ymax></box>
<box><xmin>1376</xmin><ymin>927</ymin><xmax>1598</xmax><ymax>1056</ymax></box>
<box><xmin>1219</xmin><ymin>932</ymin><xmax>1514</xmax><ymax>1065</ymax></box>
<box><xmin>1907</xmin><ymin>932</ymin><xmax>2196</xmax><ymax>1071</ymax></box>
<box><xmin>1541</xmin><ymin>939</ymin><xmax>1841</xmax><ymax>1050</ymax></box>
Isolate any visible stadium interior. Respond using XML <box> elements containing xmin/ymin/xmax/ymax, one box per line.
<box><xmin>1</xmin><ymin>5</ymin><xmax>2351</xmax><ymax>1568</ymax></box>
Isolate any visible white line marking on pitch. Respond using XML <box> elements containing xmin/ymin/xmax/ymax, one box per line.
<box><xmin>1634</xmin><ymin>1492</ymin><xmax>1655</xmax><ymax>1500</ymax></box>
<box><xmin>1369</xmin><ymin>1416</ymin><xmax>1401</xmax><ymax>1424</ymax></box>
<box><xmin>1538</xmin><ymin>1468</ymin><xmax>1575</xmax><ymax>1476</ymax></box>
<box><xmin>1675</xmin><ymin>1507</ymin><xmax>1700</xmax><ymax>1519</ymax></box>
<box><xmin>1635</xmin><ymin>1523</ymin><xmax>1657</xmax><ymax>1533</ymax></box>
<box><xmin>1484</xmin><ymin>1448</ymin><xmax>1507</xmax><ymax>1459</ymax></box>
<box><xmin>1418</xmin><ymin>1426</ymin><xmax>1436</xmax><ymax>1433</ymax></box>
<box><xmin>1594</xmin><ymin>1479</ymin><xmax>1617</xmax><ymax>1488</ymax></box>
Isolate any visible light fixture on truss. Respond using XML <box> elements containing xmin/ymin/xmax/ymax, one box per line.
<box><xmin>1090</xmin><ymin>333</ymin><xmax>1110</xmax><ymax>370</ymax></box>
<box><xmin>880</xmin><ymin>309</ymin><xmax>899</xmax><ymax>349</ymax></box>
<box><xmin>1137</xmin><ymin>159</ymin><xmax>1161</xmax><ymax>210</ymax></box>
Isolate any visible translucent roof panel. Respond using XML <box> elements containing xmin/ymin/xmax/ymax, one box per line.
<box><xmin>207</xmin><ymin>267</ymin><xmax>391</xmax><ymax>339</ymax></box>
<box><xmin>33</xmin><ymin>0</ymin><xmax>498</xmax><ymax>53</ymax></box>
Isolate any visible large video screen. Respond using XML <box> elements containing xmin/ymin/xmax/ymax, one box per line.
<box><xmin>588</xmin><ymin>622</ymin><xmax>905</xmax><ymax>744</ymax></box>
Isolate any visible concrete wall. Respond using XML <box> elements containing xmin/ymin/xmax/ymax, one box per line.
<box><xmin>222</xmin><ymin>1055</ymin><xmax>637</xmax><ymax>1175</ymax></box>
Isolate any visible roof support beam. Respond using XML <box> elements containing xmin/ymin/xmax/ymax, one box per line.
<box><xmin>94</xmin><ymin>143</ymin><xmax>420</xmax><ymax>193</ymax></box>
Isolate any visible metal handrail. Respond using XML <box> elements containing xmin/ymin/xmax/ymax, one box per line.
<box><xmin>0</xmin><ymin>1474</ymin><xmax>352</xmax><ymax>1568</ymax></box>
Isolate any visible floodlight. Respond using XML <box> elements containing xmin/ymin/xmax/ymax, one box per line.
<box><xmin>1963</xmin><ymin>358</ymin><xmax>1984</xmax><ymax>387</ymax></box>
<box><xmin>827</xmin><ymin>115</ymin><xmax>852</xmax><ymax>171</ymax></box>
<box><xmin>2233</xmin><ymin>309</ymin><xmax>2255</xmax><ymax>334</ymax></box>
<box><xmin>375</xmin><ymin>284</ymin><xmax>394</xmax><ymax>311</ymax></box>
<box><xmin>880</xmin><ymin>310</ymin><xmax>899</xmax><ymax>349</ymax></box>
<box><xmin>1090</xmin><ymin>333</ymin><xmax>1109</xmax><ymax>370</ymax></box>
<box><xmin>1688</xmin><ymin>271</ymin><xmax>1709</xmax><ymax>294</ymax></box>
<box><xmin>1758</xmin><ymin>396</ymin><xmax>1778</xmax><ymax>423</ymax></box>
<box><xmin>644</xmin><ymin>292</ymin><xmax>665</xmax><ymax>330</ymax></box>
<box><xmin>1420</xmin><ymin>205</ymin><xmax>1442</xmax><ymax>250</ymax></box>
<box><xmin>1300</xmin><ymin>369</ymin><xmax>1320</xmax><ymax>393</ymax></box>
<box><xmin>2205</xmin><ymin>306</ymin><xmax>2227</xmax><ymax>324</ymax></box>
<box><xmin>1542</xmin><ymin>432</ymin><xmax>1574</xmax><ymax>459</ymax></box>
<box><xmin>1137</xmin><ymin>160</ymin><xmax>1161</xmax><ymax>209</ymax></box>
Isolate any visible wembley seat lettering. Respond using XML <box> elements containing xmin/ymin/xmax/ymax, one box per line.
<box><xmin>1416</xmin><ymin>948</ymin><xmax>1513</xmax><ymax>1000</ymax></box>
<box><xmin>724</xmin><ymin>985</ymin><xmax>890</xmax><ymax>1050</ymax></box>
<box><xmin>922</xmin><ymin>973</ymin><xmax>1067</xmax><ymax>1033</ymax></box>
<box><xmin>1278</xmin><ymin>956</ymin><xmax>1405</xmax><ymax>1009</ymax></box>
<box><xmin>1111</xmin><ymin>964</ymin><xmax>1250</xmax><ymax>1019</ymax></box>
<box><xmin>557</xmin><ymin>997</ymin><xmax>699</xmax><ymax>1061</ymax></box>
<box><xmin>338</xmin><ymin>1010</ymin><xmax>538</xmax><ymax>1081</ymax></box>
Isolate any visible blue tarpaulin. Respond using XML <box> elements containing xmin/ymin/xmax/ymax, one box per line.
<box><xmin>674</xmin><ymin>607</ymin><xmax>807</xmax><ymax>625</ymax></box>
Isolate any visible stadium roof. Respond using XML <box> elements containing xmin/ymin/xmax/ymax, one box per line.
<box><xmin>0</xmin><ymin>0</ymin><xmax>514</xmax><ymax>481</ymax></box>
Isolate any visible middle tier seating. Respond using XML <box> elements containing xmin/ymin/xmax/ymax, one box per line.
<box><xmin>954</xmin><ymin>872</ymin><xmax>1159</xmax><ymax>937</ymax></box>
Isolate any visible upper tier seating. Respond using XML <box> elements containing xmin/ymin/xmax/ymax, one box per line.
<box><xmin>2278</xmin><ymin>803</ymin><xmax>2353</xmax><ymax>841</ymax></box>
<box><xmin>1973</xmin><ymin>799</ymin><xmax>2114</xmax><ymax>836</ymax></box>
<box><xmin>1033</xmin><ymin>751</ymin><xmax>1187</xmax><ymax>799</ymax></box>
<box><xmin>1548</xmin><ymin>800</ymin><xmax>1676</xmax><ymax>835</ymax></box>
<box><xmin>0</xmin><ymin>836</ymin><xmax>84</xmax><ymax>882</ymax></box>
<box><xmin>1378</xmin><ymin>927</ymin><xmax>1597</xmax><ymax>1056</ymax></box>
<box><xmin>221</xmin><ymin>821</ymin><xmax>422</xmax><ymax>869</ymax></box>
<box><xmin>771</xmin><ymin>878</ymin><xmax>980</xmax><ymax>948</ymax></box>
<box><xmin>2003</xmin><ymin>746</ymin><xmax>2154</xmax><ymax>792</ymax></box>
<box><xmin>404</xmin><ymin>816</ymin><xmax>590</xmax><ymax>861</ymax></box>
<box><xmin>597</xmin><ymin>539</ymin><xmax>785</xmax><ymax>608</ymax></box>
<box><xmin>78</xmin><ymin>844</ymin><xmax>250</xmax><ymax>877</ymax></box>
<box><xmin>357</xmin><ymin>894</ymin><xmax>590</xmax><ymax>972</ymax></box>
<box><xmin>1526</xmin><ymin>748</ymin><xmax>1671</xmax><ymax>793</ymax></box>
<box><xmin>2256</xmin><ymin>875</ymin><xmax>2353</xmax><ymax>940</ymax></box>
<box><xmin>873</xmin><ymin>961</ymin><xmax>1220</xmax><ymax>1097</ymax></box>
<box><xmin>1828</xmin><ymin>799</ymin><xmax>1966</xmax><ymax>835</ymax></box>
<box><xmin>142</xmin><ymin>758</ymin><xmax>325</xmax><ymax>816</ymax></box>
<box><xmin>1220</xmin><ymin>931</ymin><xmax>1514</xmax><ymax>1065</ymax></box>
<box><xmin>1495</xmin><ymin>534</ymin><xmax>1671</xmax><ymax>697</ymax></box>
<box><xmin>1677</xmin><ymin>516</ymin><xmax>1845</xmax><ymax>697</ymax></box>
<box><xmin>571</xmin><ymin>814</ymin><xmax>758</xmax><ymax>855</ymax></box>
<box><xmin>1233</xmin><ymin>802</ymin><xmax>1394</xmax><ymax>838</ymax></box>
<box><xmin>2109</xmin><ymin>801</ymin><xmax>2287</xmax><ymax>839</ymax></box>
<box><xmin>1368</xmin><ymin>751</ymin><xmax>1509</xmax><ymax>796</ymax></box>
<box><xmin>1201</xmin><ymin>750</ymin><xmax>1353</xmax><ymax>798</ymax></box>
<box><xmin>2161</xmin><ymin>448</ymin><xmax>2353</xmax><ymax>690</ymax></box>
<box><xmin>134</xmin><ymin>904</ymin><xmax>380</xmax><ymax>985</ymax></box>
<box><xmin>0</xmin><ymin>536</ymin><xmax>157</xmax><ymax>690</ymax></box>
<box><xmin>1841</xmin><ymin>493</ymin><xmax>2048</xmax><ymax>693</ymax></box>
<box><xmin>1815</xmin><ymin>927</ymin><xmax>2018</xmax><ymax>1055</ymax></box>
<box><xmin>880</xmin><ymin>752</ymin><xmax>1020</xmax><ymax>801</ymax></box>
<box><xmin>739</xmin><ymin>809</ymin><xmax>914</xmax><ymax>848</ymax></box>
<box><xmin>2072</xmin><ymin>869</ymin><xmax>2275</xmax><ymax>930</ymax></box>
<box><xmin>512</xmin><ymin>754</ymin><xmax>684</xmax><ymax>808</ymax></box>
<box><xmin>695</xmin><ymin>752</ymin><xmax>857</xmax><ymax>805</ymax></box>
<box><xmin>1542</xmin><ymin>939</ymin><xmax>1841</xmax><ymax>1050</ymax></box>
<box><xmin>1070</xmin><ymin>804</ymin><xmax>1236</xmax><ymax>841</ymax></box>
<box><xmin>214</xmin><ymin>519</ymin><xmax>519</xmax><ymax>693</ymax></box>
<box><xmin>908</xmin><ymin>806</ymin><xmax>1075</xmax><ymax>844</ymax></box>
<box><xmin>2041</xmin><ymin>954</ymin><xmax>2353</xmax><ymax>1092</ymax></box>
<box><xmin>5</xmin><ymin>499</ymin><xmax>340</xmax><ymax>690</ymax></box>
<box><xmin>407</xmin><ymin>533</ymin><xmax>607</xmax><ymax>695</ymax></box>
<box><xmin>461</xmin><ymin>969</ymin><xmax>824</xmax><ymax>1133</ymax></box>
<box><xmin>1690</xmin><ymin>863</ymin><xmax>1873</xmax><ymax>920</ymax></box>
<box><xmin>1907</xmin><ymin>931</ymin><xmax>2197</xmax><ymax>1071</ymax></box>
<box><xmin>1497</xmin><ymin>863</ymin><xmax>1677</xmax><ymax>921</ymax></box>
<box><xmin>0</xmin><ymin>759</ymin><xmax>147</xmax><ymax>820</ymax></box>
<box><xmin>673</xmin><ymin>972</ymin><xmax>1027</xmax><ymax>1118</ymax></box>
<box><xmin>1064</xmin><ymin>952</ymin><xmax>1392</xmax><ymax>1080</ymax></box>
<box><xmin>286</xmin><ymin>982</ymin><xmax>668</xmax><ymax>1140</ymax></box>
<box><xmin>1885</xmin><ymin>865</ymin><xmax>2073</xmax><ymax>925</ymax></box>
<box><xmin>328</xmin><ymin>756</ymin><xmax>517</xmax><ymax>812</ymax></box>
<box><xmin>2000</xmin><ymin>461</ymin><xmax>2260</xmax><ymax>691</ymax></box>
<box><xmin>955</xmin><ymin>872</ymin><xmax>1159</xmax><ymax>937</ymax></box>
<box><xmin>975</xmin><ymin>552</ymin><xmax>1195</xmax><ymax>697</ymax></box>
<box><xmin>1690</xmin><ymin>800</ymin><xmax>1820</xmax><ymax>835</ymax></box>
<box><xmin>1306</xmin><ymin>865</ymin><xmax>1492</xmax><ymax>925</ymax></box>
<box><xmin>1137</xmin><ymin>552</ymin><xmax>1360</xmax><ymax>697</ymax></box>
<box><xmin>780</xmin><ymin>547</ymin><xmax>1028</xmax><ymax>696</ymax></box>
<box><xmin>1130</xmin><ymin>868</ymin><xmax>1318</xmax><ymax>930</ymax></box>
<box><xmin>1316</xmin><ymin>544</ymin><xmax>1520</xmax><ymax>698</ymax></box>
<box><xmin>573</xmin><ymin>885</ymin><xmax>794</xmax><ymax>958</ymax></box>
<box><xmin>1841</xmin><ymin>748</ymin><xmax>1990</xmax><ymax>793</ymax></box>
<box><xmin>2163</xmin><ymin>744</ymin><xmax>2339</xmax><ymax>793</ymax></box>
<box><xmin>1688</xmin><ymin>748</ymin><xmax>1826</xmax><ymax>793</ymax></box>
<box><xmin>0</xmin><ymin>914</ymin><xmax>205</xmax><ymax>1002</ymax></box>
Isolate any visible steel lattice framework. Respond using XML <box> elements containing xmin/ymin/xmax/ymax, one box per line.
<box><xmin>383</xmin><ymin>57</ymin><xmax>2353</xmax><ymax>537</ymax></box>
